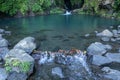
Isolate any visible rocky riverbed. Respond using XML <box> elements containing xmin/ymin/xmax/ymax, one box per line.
<box><xmin>0</xmin><ymin>26</ymin><xmax>120</xmax><ymax>80</ymax></box>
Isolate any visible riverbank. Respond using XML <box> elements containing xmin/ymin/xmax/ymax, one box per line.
<box><xmin>0</xmin><ymin>25</ymin><xmax>120</xmax><ymax>80</ymax></box>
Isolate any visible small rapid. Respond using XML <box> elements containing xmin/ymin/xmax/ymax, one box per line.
<box><xmin>32</xmin><ymin>50</ymin><xmax>97</xmax><ymax>80</ymax></box>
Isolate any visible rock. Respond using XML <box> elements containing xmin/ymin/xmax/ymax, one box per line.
<box><xmin>85</xmin><ymin>34</ymin><xmax>90</xmax><ymax>37</ymax></box>
<box><xmin>0</xmin><ymin>29</ymin><xmax>5</xmax><ymax>33</ymax></box>
<box><xmin>0</xmin><ymin>68</ymin><xmax>8</xmax><ymax>80</ymax></box>
<box><xmin>101</xmin><ymin>37</ymin><xmax>110</xmax><ymax>41</ymax></box>
<box><xmin>7</xmin><ymin>71</ymin><xmax>27</xmax><ymax>80</ymax></box>
<box><xmin>106</xmin><ymin>53</ymin><xmax>120</xmax><ymax>63</ymax></box>
<box><xmin>0</xmin><ymin>47</ymin><xmax>9</xmax><ymax>59</ymax></box>
<box><xmin>4</xmin><ymin>49</ymin><xmax>34</xmax><ymax>75</ymax></box>
<box><xmin>92</xmin><ymin>55</ymin><xmax>111</xmax><ymax>66</ymax></box>
<box><xmin>0</xmin><ymin>37</ymin><xmax>8</xmax><ymax>47</ymax></box>
<box><xmin>14</xmin><ymin>37</ymin><xmax>36</xmax><ymax>54</ymax></box>
<box><xmin>87</xmin><ymin>42</ymin><xmax>111</xmax><ymax>55</ymax></box>
<box><xmin>112</xmin><ymin>29</ymin><xmax>118</xmax><ymax>37</ymax></box>
<box><xmin>102</xmin><ymin>67</ymin><xmax>120</xmax><ymax>80</ymax></box>
<box><xmin>96</xmin><ymin>29</ymin><xmax>113</xmax><ymax>37</ymax></box>
<box><xmin>111</xmin><ymin>38</ymin><xmax>116</xmax><ymax>42</ymax></box>
<box><xmin>117</xmin><ymin>25</ymin><xmax>120</xmax><ymax>34</ymax></box>
<box><xmin>52</xmin><ymin>67</ymin><xmax>64</xmax><ymax>78</ymax></box>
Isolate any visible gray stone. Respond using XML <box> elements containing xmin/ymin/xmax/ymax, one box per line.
<box><xmin>5</xmin><ymin>49</ymin><xmax>34</xmax><ymax>75</ymax></box>
<box><xmin>92</xmin><ymin>55</ymin><xmax>111</xmax><ymax>66</ymax></box>
<box><xmin>112</xmin><ymin>29</ymin><xmax>118</xmax><ymax>37</ymax></box>
<box><xmin>0</xmin><ymin>68</ymin><xmax>8</xmax><ymax>80</ymax></box>
<box><xmin>0</xmin><ymin>38</ymin><xmax>8</xmax><ymax>47</ymax></box>
<box><xmin>96</xmin><ymin>29</ymin><xmax>113</xmax><ymax>37</ymax></box>
<box><xmin>106</xmin><ymin>53</ymin><xmax>120</xmax><ymax>63</ymax></box>
<box><xmin>85</xmin><ymin>34</ymin><xmax>90</xmax><ymax>37</ymax></box>
<box><xmin>111</xmin><ymin>38</ymin><xmax>116</xmax><ymax>42</ymax></box>
<box><xmin>52</xmin><ymin>67</ymin><xmax>64</xmax><ymax>78</ymax></box>
<box><xmin>14</xmin><ymin>37</ymin><xmax>36</xmax><ymax>54</ymax></box>
<box><xmin>117</xmin><ymin>25</ymin><xmax>120</xmax><ymax>34</ymax></box>
<box><xmin>102</xmin><ymin>67</ymin><xmax>120</xmax><ymax>80</ymax></box>
<box><xmin>101</xmin><ymin>37</ymin><xmax>110</xmax><ymax>41</ymax></box>
<box><xmin>87</xmin><ymin>42</ymin><xmax>110</xmax><ymax>55</ymax></box>
<box><xmin>7</xmin><ymin>71</ymin><xmax>27</xmax><ymax>80</ymax></box>
<box><xmin>0</xmin><ymin>47</ymin><xmax>9</xmax><ymax>59</ymax></box>
<box><xmin>0</xmin><ymin>29</ymin><xmax>5</xmax><ymax>33</ymax></box>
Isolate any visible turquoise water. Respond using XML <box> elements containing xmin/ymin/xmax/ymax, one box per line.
<box><xmin>0</xmin><ymin>14</ymin><xmax>120</xmax><ymax>50</ymax></box>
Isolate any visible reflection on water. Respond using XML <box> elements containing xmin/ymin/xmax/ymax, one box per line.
<box><xmin>0</xmin><ymin>14</ymin><xmax>120</xmax><ymax>50</ymax></box>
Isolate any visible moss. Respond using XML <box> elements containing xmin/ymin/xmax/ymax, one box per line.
<box><xmin>5</xmin><ymin>59</ymin><xmax>31</xmax><ymax>73</ymax></box>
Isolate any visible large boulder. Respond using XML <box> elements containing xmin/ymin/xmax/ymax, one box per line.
<box><xmin>7</xmin><ymin>71</ymin><xmax>27</xmax><ymax>80</ymax></box>
<box><xmin>106</xmin><ymin>53</ymin><xmax>120</xmax><ymax>63</ymax></box>
<box><xmin>96</xmin><ymin>29</ymin><xmax>113</xmax><ymax>37</ymax></box>
<box><xmin>102</xmin><ymin>67</ymin><xmax>120</xmax><ymax>80</ymax></box>
<box><xmin>87</xmin><ymin>42</ymin><xmax>111</xmax><ymax>55</ymax></box>
<box><xmin>0</xmin><ymin>68</ymin><xmax>8</xmax><ymax>80</ymax></box>
<box><xmin>4</xmin><ymin>49</ymin><xmax>34</xmax><ymax>76</ymax></box>
<box><xmin>14</xmin><ymin>37</ymin><xmax>36</xmax><ymax>54</ymax></box>
<box><xmin>92</xmin><ymin>55</ymin><xmax>112</xmax><ymax>66</ymax></box>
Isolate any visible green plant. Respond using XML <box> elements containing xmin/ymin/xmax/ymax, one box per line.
<box><xmin>20</xmin><ymin>62</ymin><xmax>31</xmax><ymax>72</ymax></box>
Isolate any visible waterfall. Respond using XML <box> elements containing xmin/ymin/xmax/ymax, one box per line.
<box><xmin>64</xmin><ymin>0</ymin><xmax>72</xmax><ymax>15</ymax></box>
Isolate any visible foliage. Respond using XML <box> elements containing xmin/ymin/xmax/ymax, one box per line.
<box><xmin>114</xmin><ymin>0</ymin><xmax>120</xmax><ymax>11</ymax></box>
<box><xmin>0</xmin><ymin>0</ymin><xmax>52</xmax><ymax>16</ymax></box>
<box><xmin>5</xmin><ymin>59</ymin><xmax>31</xmax><ymax>73</ymax></box>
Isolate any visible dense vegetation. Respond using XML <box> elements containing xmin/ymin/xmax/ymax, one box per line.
<box><xmin>0</xmin><ymin>0</ymin><xmax>120</xmax><ymax>18</ymax></box>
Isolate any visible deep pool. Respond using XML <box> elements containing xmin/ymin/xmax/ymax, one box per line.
<box><xmin>0</xmin><ymin>14</ymin><xmax>120</xmax><ymax>51</ymax></box>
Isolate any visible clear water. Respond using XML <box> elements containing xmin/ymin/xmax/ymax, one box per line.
<box><xmin>0</xmin><ymin>14</ymin><xmax>120</xmax><ymax>51</ymax></box>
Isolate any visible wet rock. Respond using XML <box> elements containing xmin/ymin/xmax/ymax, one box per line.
<box><xmin>101</xmin><ymin>37</ymin><xmax>110</xmax><ymax>41</ymax></box>
<box><xmin>111</xmin><ymin>38</ymin><xmax>116</xmax><ymax>42</ymax></box>
<box><xmin>112</xmin><ymin>29</ymin><xmax>118</xmax><ymax>37</ymax></box>
<box><xmin>0</xmin><ymin>47</ymin><xmax>9</xmax><ymax>59</ymax></box>
<box><xmin>5</xmin><ymin>49</ymin><xmax>34</xmax><ymax>76</ymax></box>
<box><xmin>0</xmin><ymin>35</ymin><xmax>8</xmax><ymax>47</ymax></box>
<box><xmin>7</xmin><ymin>71</ymin><xmax>27</xmax><ymax>80</ymax></box>
<box><xmin>102</xmin><ymin>67</ymin><xmax>120</xmax><ymax>80</ymax></box>
<box><xmin>85</xmin><ymin>34</ymin><xmax>90</xmax><ymax>37</ymax></box>
<box><xmin>0</xmin><ymin>68</ymin><xmax>8</xmax><ymax>80</ymax></box>
<box><xmin>96</xmin><ymin>29</ymin><xmax>113</xmax><ymax>37</ymax></box>
<box><xmin>87</xmin><ymin>42</ymin><xmax>111</xmax><ymax>55</ymax></box>
<box><xmin>52</xmin><ymin>67</ymin><xmax>64</xmax><ymax>78</ymax></box>
<box><xmin>92</xmin><ymin>55</ymin><xmax>111</xmax><ymax>66</ymax></box>
<box><xmin>0</xmin><ymin>34</ymin><xmax>9</xmax><ymax>59</ymax></box>
<box><xmin>106</xmin><ymin>53</ymin><xmax>120</xmax><ymax>63</ymax></box>
<box><xmin>117</xmin><ymin>25</ymin><xmax>120</xmax><ymax>34</ymax></box>
<box><xmin>38</xmin><ymin>52</ymin><xmax>55</xmax><ymax>65</ymax></box>
<box><xmin>14</xmin><ymin>37</ymin><xmax>36</xmax><ymax>54</ymax></box>
<box><xmin>0</xmin><ymin>29</ymin><xmax>5</xmax><ymax>33</ymax></box>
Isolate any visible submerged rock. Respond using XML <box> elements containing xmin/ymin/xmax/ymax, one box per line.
<box><xmin>102</xmin><ymin>67</ymin><xmax>120</xmax><ymax>80</ymax></box>
<box><xmin>101</xmin><ymin>37</ymin><xmax>110</xmax><ymax>41</ymax></box>
<box><xmin>52</xmin><ymin>67</ymin><xmax>64</xmax><ymax>78</ymax></box>
<box><xmin>0</xmin><ymin>68</ymin><xmax>8</xmax><ymax>80</ymax></box>
<box><xmin>14</xmin><ymin>37</ymin><xmax>36</xmax><ymax>54</ymax></box>
<box><xmin>87</xmin><ymin>42</ymin><xmax>111</xmax><ymax>55</ymax></box>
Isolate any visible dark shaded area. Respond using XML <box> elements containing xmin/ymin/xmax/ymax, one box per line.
<box><xmin>0</xmin><ymin>11</ymin><xmax>10</xmax><ymax>18</ymax></box>
<box><xmin>64</xmin><ymin>0</ymin><xmax>72</xmax><ymax>11</ymax></box>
